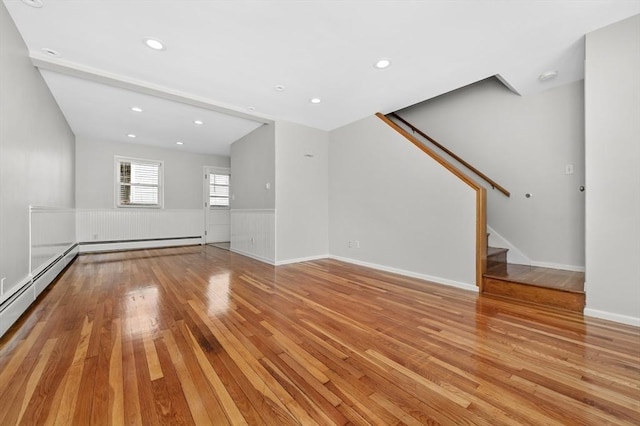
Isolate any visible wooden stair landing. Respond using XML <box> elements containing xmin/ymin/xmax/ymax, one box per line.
<box><xmin>483</xmin><ymin>264</ymin><xmax>585</xmax><ymax>312</ymax></box>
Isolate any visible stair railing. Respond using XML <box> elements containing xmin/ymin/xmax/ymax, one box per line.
<box><xmin>388</xmin><ymin>112</ymin><xmax>510</xmax><ymax>197</ymax></box>
<box><xmin>377</xmin><ymin>113</ymin><xmax>487</xmax><ymax>289</ymax></box>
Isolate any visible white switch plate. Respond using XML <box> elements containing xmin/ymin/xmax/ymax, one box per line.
<box><xmin>565</xmin><ymin>164</ymin><xmax>574</xmax><ymax>175</ymax></box>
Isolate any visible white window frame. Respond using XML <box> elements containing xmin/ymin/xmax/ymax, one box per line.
<box><xmin>208</xmin><ymin>171</ymin><xmax>230</xmax><ymax>209</ymax></box>
<box><xmin>114</xmin><ymin>156</ymin><xmax>164</xmax><ymax>209</ymax></box>
<box><xmin>207</xmin><ymin>171</ymin><xmax>231</xmax><ymax>210</ymax></box>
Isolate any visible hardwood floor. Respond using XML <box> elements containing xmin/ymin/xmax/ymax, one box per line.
<box><xmin>1</xmin><ymin>246</ymin><xmax>638</xmax><ymax>425</ymax></box>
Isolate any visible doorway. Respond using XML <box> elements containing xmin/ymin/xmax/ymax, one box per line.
<box><xmin>203</xmin><ymin>166</ymin><xmax>230</xmax><ymax>245</ymax></box>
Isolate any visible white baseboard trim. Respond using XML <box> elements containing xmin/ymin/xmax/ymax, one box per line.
<box><xmin>79</xmin><ymin>237</ymin><xmax>201</xmax><ymax>253</ymax></box>
<box><xmin>230</xmin><ymin>248</ymin><xmax>276</xmax><ymax>266</ymax></box>
<box><xmin>584</xmin><ymin>308</ymin><xmax>640</xmax><ymax>327</ymax></box>
<box><xmin>530</xmin><ymin>261</ymin><xmax>585</xmax><ymax>272</ymax></box>
<box><xmin>328</xmin><ymin>255</ymin><xmax>478</xmax><ymax>293</ymax></box>
<box><xmin>275</xmin><ymin>254</ymin><xmax>329</xmax><ymax>266</ymax></box>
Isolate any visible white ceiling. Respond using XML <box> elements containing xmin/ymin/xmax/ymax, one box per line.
<box><xmin>4</xmin><ymin>0</ymin><xmax>640</xmax><ymax>156</ymax></box>
<box><xmin>38</xmin><ymin>70</ymin><xmax>264</xmax><ymax>156</ymax></box>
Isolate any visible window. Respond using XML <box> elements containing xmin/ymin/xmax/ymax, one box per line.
<box><xmin>116</xmin><ymin>157</ymin><xmax>163</xmax><ymax>208</ymax></box>
<box><xmin>209</xmin><ymin>173</ymin><xmax>229</xmax><ymax>207</ymax></box>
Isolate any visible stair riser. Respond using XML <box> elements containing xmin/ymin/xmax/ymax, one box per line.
<box><xmin>483</xmin><ymin>277</ymin><xmax>585</xmax><ymax>312</ymax></box>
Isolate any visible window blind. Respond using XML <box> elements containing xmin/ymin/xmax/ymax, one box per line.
<box><xmin>209</xmin><ymin>173</ymin><xmax>230</xmax><ymax>207</ymax></box>
<box><xmin>117</xmin><ymin>158</ymin><xmax>162</xmax><ymax>207</ymax></box>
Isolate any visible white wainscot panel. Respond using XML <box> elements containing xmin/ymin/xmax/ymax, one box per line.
<box><xmin>230</xmin><ymin>210</ymin><xmax>276</xmax><ymax>264</ymax></box>
<box><xmin>30</xmin><ymin>207</ymin><xmax>76</xmax><ymax>275</ymax></box>
<box><xmin>77</xmin><ymin>209</ymin><xmax>204</xmax><ymax>246</ymax></box>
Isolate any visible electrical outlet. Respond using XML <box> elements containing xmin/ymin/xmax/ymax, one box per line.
<box><xmin>93</xmin><ymin>233</ymin><xmax>98</xmax><ymax>240</ymax></box>
<box><xmin>348</xmin><ymin>240</ymin><xmax>352</xmax><ymax>248</ymax></box>
<box><xmin>355</xmin><ymin>240</ymin><xmax>360</xmax><ymax>249</ymax></box>
<box><xmin>251</xmin><ymin>237</ymin><xmax>255</xmax><ymax>245</ymax></box>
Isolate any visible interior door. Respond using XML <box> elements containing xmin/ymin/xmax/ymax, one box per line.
<box><xmin>204</xmin><ymin>167</ymin><xmax>231</xmax><ymax>243</ymax></box>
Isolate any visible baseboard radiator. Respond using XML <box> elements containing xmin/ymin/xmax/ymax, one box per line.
<box><xmin>0</xmin><ymin>207</ymin><xmax>77</xmax><ymax>338</ymax></box>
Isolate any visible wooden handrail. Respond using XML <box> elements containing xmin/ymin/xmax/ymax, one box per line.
<box><xmin>388</xmin><ymin>112</ymin><xmax>510</xmax><ymax>197</ymax></box>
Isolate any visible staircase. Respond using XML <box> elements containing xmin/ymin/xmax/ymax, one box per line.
<box><xmin>483</xmin><ymin>242</ymin><xmax>585</xmax><ymax>312</ymax></box>
<box><xmin>382</xmin><ymin>112</ymin><xmax>586</xmax><ymax>312</ymax></box>
<box><xmin>486</xmin><ymin>246</ymin><xmax>508</xmax><ymax>275</ymax></box>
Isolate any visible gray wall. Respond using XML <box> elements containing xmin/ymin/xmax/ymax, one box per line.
<box><xmin>585</xmin><ymin>14</ymin><xmax>640</xmax><ymax>324</ymax></box>
<box><xmin>76</xmin><ymin>137</ymin><xmax>228</xmax><ymax>210</ymax></box>
<box><xmin>329</xmin><ymin>115</ymin><xmax>477</xmax><ymax>289</ymax></box>
<box><xmin>0</xmin><ymin>3</ymin><xmax>75</xmax><ymax>295</ymax></box>
<box><xmin>275</xmin><ymin>121</ymin><xmax>329</xmax><ymax>262</ymax></box>
<box><xmin>398</xmin><ymin>78</ymin><xmax>585</xmax><ymax>270</ymax></box>
<box><xmin>230</xmin><ymin>124</ymin><xmax>275</xmax><ymax>209</ymax></box>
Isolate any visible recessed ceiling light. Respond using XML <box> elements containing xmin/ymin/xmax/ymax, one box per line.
<box><xmin>310</xmin><ymin>97</ymin><xmax>322</xmax><ymax>104</ymax></box>
<box><xmin>131</xmin><ymin>107</ymin><xmax>143</xmax><ymax>113</ymax></box>
<box><xmin>21</xmin><ymin>0</ymin><xmax>43</xmax><ymax>8</ymax></box>
<box><xmin>375</xmin><ymin>58</ymin><xmax>391</xmax><ymax>69</ymax></box>
<box><xmin>539</xmin><ymin>70</ymin><xmax>558</xmax><ymax>81</ymax></box>
<box><xmin>176</xmin><ymin>141</ymin><xmax>184</xmax><ymax>145</ymax></box>
<box><xmin>127</xmin><ymin>134</ymin><xmax>137</xmax><ymax>138</ymax></box>
<box><xmin>41</xmin><ymin>48</ymin><xmax>61</xmax><ymax>57</ymax></box>
<box><xmin>193</xmin><ymin>120</ymin><xmax>204</xmax><ymax>125</ymax></box>
<box><xmin>274</xmin><ymin>85</ymin><xmax>285</xmax><ymax>92</ymax></box>
<box><xmin>143</xmin><ymin>37</ymin><xmax>166</xmax><ymax>51</ymax></box>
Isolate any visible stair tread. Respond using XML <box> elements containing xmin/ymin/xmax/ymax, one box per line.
<box><xmin>487</xmin><ymin>246</ymin><xmax>508</xmax><ymax>256</ymax></box>
<box><xmin>483</xmin><ymin>263</ymin><xmax>584</xmax><ymax>294</ymax></box>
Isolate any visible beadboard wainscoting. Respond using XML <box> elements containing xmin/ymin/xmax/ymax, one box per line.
<box><xmin>230</xmin><ymin>209</ymin><xmax>276</xmax><ymax>264</ymax></box>
<box><xmin>76</xmin><ymin>209</ymin><xmax>203</xmax><ymax>252</ymax></box>
<box><xmin>1</xmin><ymin>206</ymin><xmax>78</xmax><ymax>337</ymax></box>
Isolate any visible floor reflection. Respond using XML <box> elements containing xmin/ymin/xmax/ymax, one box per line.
<box><xmin>123</xmin><ymin>286</ymin><xmax>159</xmax><ymax>338</ymax></box>
<box><xmin>206</xmin><ymin>272</ymin><xmax>231</xmax><ymax>316</ymax></box>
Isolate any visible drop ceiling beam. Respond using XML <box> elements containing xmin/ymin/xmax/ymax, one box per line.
<box><xmin>30</xmin><ymin>54</ymin><xmax>273</xmax><ymax>125</ymax></box>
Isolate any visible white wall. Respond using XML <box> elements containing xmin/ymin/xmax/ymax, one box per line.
<box><xmin>0</xmin><ymin>2</ymin><xmax>75</xmax><ymax>300</ymax></box>
<box><xmin>329</xmin><ymin>115</ymin><xmax>477</xmax><ymax>290</ymax></box>
<box><xmin>76</xmin><ymin>136</ymin><xmax>228</xmax><ymax>210</ymax></box>
<box><xmin>230</xmin><ymin>124</ymin><xmax>275</xmax><ymax>210</ymax></box>
<box><xmin>585</xmin><ymin>14</ymin><xmax>640</xmax><ymax>325</ymax></box>
<box><xmin>398</xmin><ymin>78</ymin><xmax>585</xmax><ymax>270</ymax></box>
<box><xmin>75</xmin><ymin>136</ymin><xmax>228</xmax><ymax>250</ymax></box>
<box><xmin>230</xmin><ymin>124</ymin><xmax>276</xmax><ymax>262</ymax></box>
<box><xmin>275</xmin><ymin>121</ymin><xmax>329</xmax><ymax>263</ymax></box>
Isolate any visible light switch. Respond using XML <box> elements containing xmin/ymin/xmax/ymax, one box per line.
<box><xmin>565</xmin><ymin>164</ymin><xmax>574</xmax><ymax>175</ymax></box>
